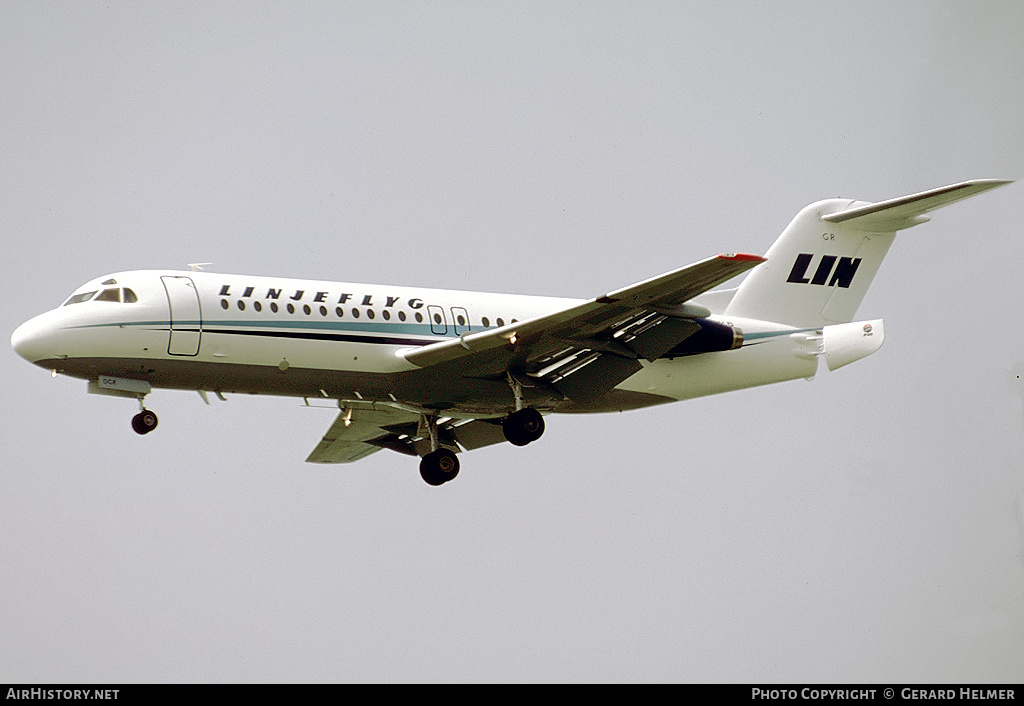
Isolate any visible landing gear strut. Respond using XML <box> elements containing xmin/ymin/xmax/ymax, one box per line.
<box><xmin>503</xmin><ymin>373</ymin><xmax>545</xmax><ymax>446</ymax></box>
<box><xmin>418</xmin><ymin>414</ymin><xmax>460</xmax><ymax>486</ymax></box>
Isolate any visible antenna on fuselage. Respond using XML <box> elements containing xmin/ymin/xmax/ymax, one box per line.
<box><xmin>188</xmin><ymin>263</ymin><xmax>212</xmax><ymax>272</ymax></box>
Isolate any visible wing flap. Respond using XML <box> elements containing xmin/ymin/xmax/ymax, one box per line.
<box><xmin>549</xmin><ymin>353</ymin><xmax>643</xmax><ymax>400</ymax></box>
<box><xmin>449</xmin><ymin>419</ymin><xmax>510</xmax><ymax>451</ymax></box>
<box><xmin>306</xmin><ymin>403</ymin><xmax>422</xmax><ymax>464</ymax></box>
<box><xmin>307</xmin><ymin>438</ymin><xmax>382</xmax><ymax>464</ymax></box>
<box><xmin>305</xmin><ymin>403</ymin><xmax>514</xmax><ymax>463</ymax></box>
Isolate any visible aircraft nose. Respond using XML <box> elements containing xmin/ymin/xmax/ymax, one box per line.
<box><xmin>11</xmin><ymin>312</ymin><xmax>60</xmax><ymax>365</ymax></box>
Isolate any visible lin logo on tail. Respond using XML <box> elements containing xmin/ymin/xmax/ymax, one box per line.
<box><xmin>786</xmin><ymin>254</ymin><xmax>862</xmax><ymax>288</ymax></box>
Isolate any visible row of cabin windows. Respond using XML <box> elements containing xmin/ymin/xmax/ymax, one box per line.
<box><xmin>58</xmin><ymin>288</ymin><xmax>515</xmax><ymax>329</ymax></box>
<box><xmin>219</xmin><ymin>298</ymin><xmax>515</xmax><ymax>328</ymax></box>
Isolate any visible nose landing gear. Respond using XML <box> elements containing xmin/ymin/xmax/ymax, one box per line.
<box><xmin>131</xmin><ymin>408</ymin><xmax>158</xmax><ymax>435</ymax></box>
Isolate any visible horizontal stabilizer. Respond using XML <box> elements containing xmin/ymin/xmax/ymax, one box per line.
<box><xmin>822</xmin><ymin>179</ymin><xmax>1011</xmax><ymax>232</ymax></box>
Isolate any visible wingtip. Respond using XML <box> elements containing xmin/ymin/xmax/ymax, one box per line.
<box><xmin>959</xmin><ymin>178</ymin><xmax>1014</xmax><ymax>192</ymax></box>
<box><xmin>719</xmin><ymin>252</ymin><xmax>767</xmax><ymax>263</ymax></box>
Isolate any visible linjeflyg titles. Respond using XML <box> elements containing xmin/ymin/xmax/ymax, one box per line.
<box><xmin>217</xmin><ymin>283</ymin><xmax>428</xmax><ymax>310</ymax></box>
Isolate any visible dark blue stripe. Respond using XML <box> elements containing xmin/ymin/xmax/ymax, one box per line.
<box><xmin>202</xmin><ymin>327</ymin><xmax>432</xmax><ymax>347</ymax></box>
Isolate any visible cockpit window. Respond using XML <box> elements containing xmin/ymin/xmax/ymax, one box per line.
<box><xmin>62</xmin><ymin>287</ymin><xmax>139</xmax><ymax>305</ymax></box>
<box><xmin>63</xmin><ymin>291</ymin><xmax>98</xmax><ymax>306</ymax></box>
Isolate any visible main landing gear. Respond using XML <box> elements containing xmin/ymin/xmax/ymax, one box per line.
<box><xmin>420</xmin><ymin>447</ymin><xmax>460</xmax><ymax>486</ymax></box>
<box><xmin>501</xmin><ymin>372</ymin><xmax>545</xmax><ymax>446</ymax></box>
<box><xmin>502</xmin><ymin>407</ymin><xmax>545</xmax><ymax>446</ymax></box>
<box><xmin>419</xmin><ymin>414</ymin><xmax>460</xmax><ymax>486</ymax></box>
<box><xmin>418</xmin><ymin>375</ymin><xmax>548</xmax><ymax>486</ymax></box>
<box><xmin>417</xmin><ymin>408</ymin><xmax>545</xmax><ymax>487</ymax></box>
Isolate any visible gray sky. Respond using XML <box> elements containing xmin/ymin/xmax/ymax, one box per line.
<box><xmin>3</xmin><ymin>1</ymin><xmax>1023</xmax><ymax>683</ymax></box>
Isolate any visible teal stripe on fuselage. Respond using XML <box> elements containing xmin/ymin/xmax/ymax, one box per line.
<box><xmin>69</xmin><ymin>317</ymin><xmax>488</xmax><ymax>341</ymax></box>
<box><xmin>742</xmin><ymin>327</ymin><xmax>817</xmax><ymax>342</ymax></box>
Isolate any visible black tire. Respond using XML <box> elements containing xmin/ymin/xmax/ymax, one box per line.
<box><xmin>419</xmin><ymin>448</ymin><xmax>460</xmax><ymax>486</ymax></box>
<box><xmin>132</xmin><ymin>410</ymin><xmax>158</xmax><ymax>435</ymax></box>
<box><xmin>502</xmin><ymin>408</ymin><xmax>545</xmax><ymax>446</ymax></box>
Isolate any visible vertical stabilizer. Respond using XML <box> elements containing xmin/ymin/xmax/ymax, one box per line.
<box><xmin>724</xmin><ymin>180</ymin><xmax>1011</xmax><ymax>328</ymax></box>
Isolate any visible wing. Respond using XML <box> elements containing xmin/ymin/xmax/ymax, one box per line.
<box><xmin>402</xmin><ymin>253</ymin><xmax>764</xmax><ymax>399</ymax></box>
<box><xmin>308</xmin><ymin>253</ymin><xmax>764</xmax><ymax>464</ymax></box>
<box><xmin>305</xmin><ymin>403</ymin><xmax>417</xmax><ymax>463</ymax></box>
<box><xmin>306</xmin><ymin>401</ymin><xmax>511</xmax><ymax>464</ymax></box>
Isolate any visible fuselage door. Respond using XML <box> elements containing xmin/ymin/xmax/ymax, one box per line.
<box><xmin>162</xmin><ymin>276</ymin><xmax>202</xmax><ymax>356</ymax></box>
<box><xmin>427</xmin><ymin>305</ymin><xmax>448</xmax><ymax>335</ymax></box>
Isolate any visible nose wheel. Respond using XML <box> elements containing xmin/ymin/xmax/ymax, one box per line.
<box><xmin>131</xmin><ymin>409</ymin><xmax>158</xmax><ymax>435</ymax></box>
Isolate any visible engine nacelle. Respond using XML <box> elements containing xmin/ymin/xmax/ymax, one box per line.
<box><xmin>663</xmin><ymin>318</ymin><xmax>743</xmax><ymax>358</ymax></box>
<box><xmin>822</xmin><ymin>319</ymin><xmax>884</xmax><ymax>370</ymax></box>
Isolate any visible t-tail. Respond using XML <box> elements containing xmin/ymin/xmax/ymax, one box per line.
<box><xmin>725</xmin><ymin>179</ymin><xmax>1012</xmax><ymax>328</ymax></box>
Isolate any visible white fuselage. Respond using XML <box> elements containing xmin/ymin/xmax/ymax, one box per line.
<box><xmin>12</xmin><ymin>270</ymin><xmax>819</xmax><ymax>417</ymax></box>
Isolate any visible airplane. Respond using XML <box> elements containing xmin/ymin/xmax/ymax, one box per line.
<box><xmin>11</xmin><ymin>179</ymin><xmax>1011</xmax><ymax>485</ymax></box>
